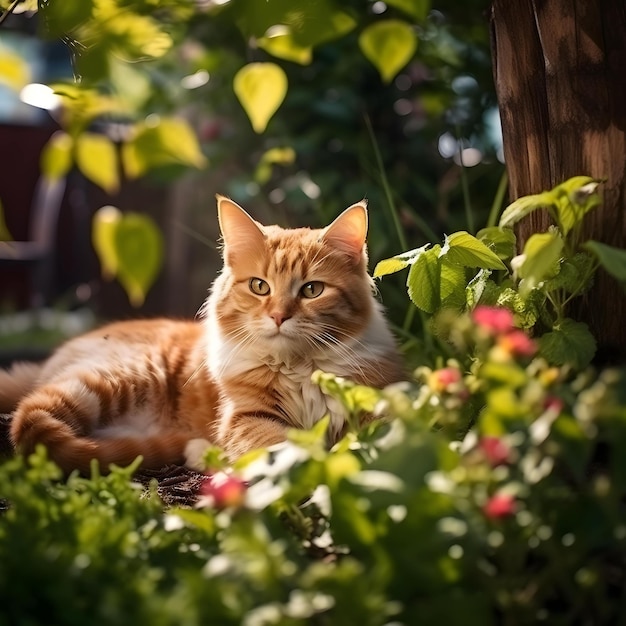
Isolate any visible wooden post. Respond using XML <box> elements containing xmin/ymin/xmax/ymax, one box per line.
<box><xmin>489</xmin><ymin>0</ymin><xmax>626</xmax><ymax>361</ymax></box>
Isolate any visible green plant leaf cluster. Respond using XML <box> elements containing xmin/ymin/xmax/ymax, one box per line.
<box><xmin>2</xmin><ymin>310</ymin><xmax>626</xmax><ymax>624</ymax></box>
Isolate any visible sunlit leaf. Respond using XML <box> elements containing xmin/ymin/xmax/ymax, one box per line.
<box><xmin>440</xmin><ymin>258</ymin><xmax>467</xmax><ymax>307</ymax></box>
<box><xmin>114</xmin><ymin>213</ymin><xmax>164</xmax><ymax>307</ymax></box>
<box><xmin>407</xmin><ymin>245</ymin><xmax>441</xmax><ymax>313</ymax></box>
<box><xmin>584</xmin><ymin>240</ymin><xmax>626</xmax><ymax>286</ymax></box>
<box><xmin>92</xmin><ymin>205</ymin><xmax>123</xmax><ymax>279</ymax></box>
<box><xmin>254</xmin><ymin>146</ymin><xmax>296</xmax><ymax>184</ymax></box>
<box><xmin>359</xmin><ymin>20</ymin><xmax>417</xmax><ymax>84</ymax></box>
<box><xmin>122</xmin><ymin>117</ymin><xmax>207</xmax><ymax>179</ymax></box>
<box><xmin>373</xmin><ymin>244</ymin><xmax>430</xmax><ymax>278</ymax></box>
<box><xmin>258</xmin><ymin>31</ymin><xmax>312</xmax><ymax>65</ymax></box>
<box><xmin>444</xmin><ymin>231</ymin><xmax>507</xmax><ymax>270</ymax></box>
<box><xmin>539</xmin><ymin>318</ymin><xmax>596</xmax><ymax>369</ymax></box>
<box><xmin>233</xmin><ymin>63</ymin><xmax>287</xmax><ymax>133</ymax></box>
<box><xmin>40</xmin><ymin>131</ymin><xmax>73</xmax><ymax>180</ymax></box>
<box><xmin>554</xmin><ymin>176</ymin><xmax>602</xmax><ymax>236</ymax></box>
<box><xmin>499</xmin><ymin>191</ymin><xmax>554</xmax><ymax>229</ymax></box>
<box><xmin>385</xmin><ymin>0</ymin><xmax>430</xmax><ymax>20</ymax></box>
<box><xmin>516</xmin><ymin>231</ymin><xmax>563</xmax><ymax>294</ymax></box>
<box><xmin>476</xmin><ymin>226</ymin><xmax>516</xmax><ymax>261</ymax></box>
<box><xmin>75</xmin><ymin>132</ymin><xmax>119</xmax><ymax>194</ymax></box>
<box><xmin>0</xmin><ymin>47</ymin><xmax>30</xmax><ymax>91</ymax></box>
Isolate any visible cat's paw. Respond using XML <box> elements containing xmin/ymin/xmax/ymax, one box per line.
<box><xmin>184</xmin><ymin>438</ymin><xmax>212</xmax><ymax>470</ymax></box>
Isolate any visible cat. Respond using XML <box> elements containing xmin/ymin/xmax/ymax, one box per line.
<box><xmin>0</xmin><ymin>196</ymin><xmax>404</xmax><ymax>474</ymax></box>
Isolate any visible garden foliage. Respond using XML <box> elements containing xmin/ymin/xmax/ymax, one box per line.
<box><xmin>1</xmin><ymin>304</ymin><xmax>625</xmax><ymax>625</ymax></box>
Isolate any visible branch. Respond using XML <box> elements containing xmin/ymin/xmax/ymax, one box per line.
<box><xmin>0</xmin><ymin>0</ymin><xmax>22</xmax><ymax>27</ymax></box>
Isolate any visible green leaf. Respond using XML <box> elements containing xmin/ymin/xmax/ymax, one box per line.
<box><xmin>385</xmin><ymin>0</ymin><xmax>431</xmax><ymax>21</ymax></box>
<box><xmin>554</xmin><ymin>177</ymin><xmax>602</xmax><ymax>236</ymax></box>
<box><xmin>373</xmin><ymin>244</ymin><xmax>430</xmax><ymax>278</ymax></box>
<box><xmin>40</xmin><ymin>131</ymin><xmax>73</xmax><ymax>180</ymax></box>
<box><xmin>444</xmin><ymin>231</ymin><xmax>507</xmax><ymax>270</ymax></box>
<box><xmin>584</xmin><ymin>240</ymin><xmax>626</xmax><ymax>285</ymax></box>
<box><xmin>476</xmin><ymin>226</ymin><xmax>516</xmax><ymax>261</ymax></box>
<box><xmin>75</xmin><ymin>132</ymin><xmax>119</xmax><ymax>194</ymax></box>
<box><xmin>466</xmin><ymin>269</ymin><xmax>492</xmax><ymax>308</ymax></box>
<box><xmin>539</xmin><ymin>318</ymin><xmax>596</xmax><ymax>369</ymax></box>
<box><xmin>407</xmin><ymin>245</ymin><xmax>441</xmax><ymax>313</ymax></box>
<box><xmin>359</xmin><ymin>20</ymin><xmax>417</xmax><ymax>84</ymax></box>
<box><xmin>122</xmin><ymin>117</ymin><xmax>207</xmax><ymax>179</ymax></box>
<box><xmin>114</xmin><ymin>213</ymin><xmax>164</xmax><ymax>307</ymax></box>
<box><xmin>499</xmin><ymin>191</ymin><xmax>554</xmax><ymax>228</ymax></box>
<box><xmin>516</xmin><ymin>231</ymin><xmax>563</xmax><ymax>294</ymax></box>
<box><xmin>440</xmin><ymin>258</ymin><xmax>467</xmax><ymax>309</ymax></box>
<box><xmin>233</xmin><ymin>63</ymin><xmax>288</xmax><ymax>133</ymax></box>
<box><xmin>254</xmin><ymin>147</ymin><xmax>296</xmax><ymax>184</ymax></box>
<box><xmin>257</xmin><ymin>31</ymin><xmax>312</xmax><ymax>65</ymax></box>
<box><xmin>92</xmin><ymin>205</ymin><xmax>122</xmax><ymax>279</ymax></box>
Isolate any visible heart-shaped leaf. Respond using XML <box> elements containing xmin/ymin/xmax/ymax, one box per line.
<box><xmin>233</xmin><ymin>63</ymin><xmax>288</xmax><ymax>133</ymax></box>
<box><xmin>92</xmin><ymin>205</ymin><xmax>123</xmax><ymax>279</ymax></box>
<box><xmin>75</xmin><ymin>132</ymin><xmax>119</xmax><ymax>194</ymax></box>
<box><xmin>92</xmin><ymin>208</ymin><xmax>164</xmax><ymax>306</ymax></box>
<box><xmin>40</xmin><ymin>131</ymin><xmax>73</xmax><ymax>180</ymax></box>
<box><xmin>407</xmin><ymin>245</ymin><xmax>441</xmax><ymax>313</ymax></box>
<box><xmin>114</xmin><ymin>214</ymin><xmax>164</xmax><ymax>307</ymax></box>
<box><xmin>444</xmin><ymin>231</ymin><xmax>507</xmax><ymax>270</ymax></box>
<box><xmin>359</xmin><ymin>20</ymin><xmax>417</xmax><ymax>84</ymax></box>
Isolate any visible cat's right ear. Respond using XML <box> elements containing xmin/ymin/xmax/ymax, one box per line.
<box><xmin>216</xmin><ymin>195</ymin><xmax>266</xmax><ymax>263</ymax></box>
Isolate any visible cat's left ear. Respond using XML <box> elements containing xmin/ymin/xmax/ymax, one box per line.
<box><xmin>322</xmin><ymin>200</ymin><xmax>368</xmax><ymax>262</ymax></box>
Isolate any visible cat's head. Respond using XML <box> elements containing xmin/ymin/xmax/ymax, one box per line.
<box><xmin>209</xmin><ymin>196</ymin><xmax>377</xmax><ymax>357</ymax></box>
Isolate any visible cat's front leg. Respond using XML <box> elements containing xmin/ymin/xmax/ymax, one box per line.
<box><xmin>216</xmin><ymin>405</ymin><xmax>288</xmax><ymax>460</ymax></box>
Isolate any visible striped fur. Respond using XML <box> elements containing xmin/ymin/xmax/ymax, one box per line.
<box><xmin>5</xmin><ymin>197</ymin><xmax>404</xmax><ymax>473</ymax></box>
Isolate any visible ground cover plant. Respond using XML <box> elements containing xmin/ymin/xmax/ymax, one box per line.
<box><xmin>1</xmin><ymin>180</ymin><xmax>626</xmax><ymax>625</ymax></box>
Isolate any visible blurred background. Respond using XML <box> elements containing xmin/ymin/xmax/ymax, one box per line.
<box><xmin>0</xmin><ymin>0</ymin><xmax>503</xmax><ymax>365</ymax></box>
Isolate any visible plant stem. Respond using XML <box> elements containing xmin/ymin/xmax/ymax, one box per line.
<box><xmin>455</xmin><ymin>130</ymin><xmax>475</xmax><ymax>234</ymax></box>
<box><xmin>364</xmin><ymin>114</ymin><xmax>407</xmax><ymax>251</ymax></box>
<box><xmin>0</xmin><ymin>0</ymin><xmax>20</xmax><ymax>26</ymax></box>
<box><xmin>487</xmin><ymin>168</ymin><xmax>509</xmax><ymax>228</ymax></box>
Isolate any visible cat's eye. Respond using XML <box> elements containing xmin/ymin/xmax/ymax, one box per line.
<box><xmin>300</xmin><ymin>281</ymin><xmax>324</xmax><ymax>299</ymax></box>
<box><xmin>249</xmin><ymin>278</ymin><xmax>270</xmax><ymax>296</ymax></box>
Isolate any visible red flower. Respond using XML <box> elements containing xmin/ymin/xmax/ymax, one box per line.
<box><xmin>543</xmin><ymin>396</ymin><xmax>564</xmax><ymax>413</ymax></box>
<box><xmin>479</xmin><ymin>436</ymin><xmax>510</xmax><ymax>467</ymax></box>
<box><xmin>428</xmin><ymin>367</ymin><xmax>462</xmax><ymax>393</ymax></box>
<box><xmin>199</xmin><ymin>472</ymin><xmax>247</xmax><ymax>509</ymax></box>
<box><xmin>472</xmin><ymin>306</ymin><xmax>515</xmax><ymax>335</ymax></box>
<box><xmin>483</xmin><ymin>493</ymin><xmax>516</xmax><ymax>519</ymax></box>
<box><xmin>498</xmin><ymin>330</ymin><xmax>537</xmax><ymax>357</ymax></box>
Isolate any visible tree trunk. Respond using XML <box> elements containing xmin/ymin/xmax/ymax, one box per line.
<box><xmin>489</xmin><ymin>0</ymin><xmax>626</xmax><ymax>362</ymax></box>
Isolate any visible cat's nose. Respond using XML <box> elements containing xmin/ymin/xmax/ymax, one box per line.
<box><xmin>270</xmin><ymin>311</ymin><xmax>291</xmax><ymax>327</ymax></box>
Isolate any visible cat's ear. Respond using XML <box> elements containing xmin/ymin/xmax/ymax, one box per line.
<box><xmin>322</xmin><ymin>200</ymin><xmax>368</xmax><ymax>262</ymax></box>
<box><xmin>216</xmin><ymin>195</ymin><xmax>266</xmax><ymax>262</ymax></box>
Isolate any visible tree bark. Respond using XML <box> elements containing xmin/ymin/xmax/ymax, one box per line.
<box><xmin>489</xmin><ymin>0</ymin><xmax>626</xmax><ymax>361</ymax></box>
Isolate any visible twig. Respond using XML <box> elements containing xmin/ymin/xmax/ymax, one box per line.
<box><xmin>0</xmin><ymin>0</ymin><xmax>22</xmax><ymax>27</ymax></box>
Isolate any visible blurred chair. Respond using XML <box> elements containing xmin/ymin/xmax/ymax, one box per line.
<box><xmin>0</xmin><ymin>176</ymin><xmax>66</xmax><ymax>309</ymax></box>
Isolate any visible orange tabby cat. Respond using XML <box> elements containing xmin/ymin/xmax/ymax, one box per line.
<box><xmin>0</xmin><ymin>196</ymin><xmax>403</xmax><ymax>473</ymax></box>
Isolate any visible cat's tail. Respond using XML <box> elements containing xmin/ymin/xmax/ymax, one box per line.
<box><xmin>0</xmin><ymin>362</ymin><xmax>44</xmax><ymax>413</ymax></box>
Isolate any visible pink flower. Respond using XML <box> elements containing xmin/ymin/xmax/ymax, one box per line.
<box><xmin>472</xmin><ymin>306</ymin><xmax>515</xmax><ymax>335</ymax></box>
<box><xmin>543</xmin><ymin>396</ymin><xmax>564</xmax><ymax>413</ymax></box>
<box><xmin>498</xmin><ymin>330</ymin><xmax>537</xmax><ymax>357</ymax></box>
<box><xmin>429</xmin><ymin>367</ymin><xmax>462</xmax><ymax>393</ymax></box>
<box><xmin>478</xmin><ymin>436</ymin><xmax>510</xmax><ymax>467</ymax></box>
<box><xmin>199</xmin><ymin>472</ymin><xmax>247</xmax><ymax>509</ymax></box>
<box><xmin>483</xmin><ymin>493</ymin><xmax>516</xmax><ymax>519</ymax></box>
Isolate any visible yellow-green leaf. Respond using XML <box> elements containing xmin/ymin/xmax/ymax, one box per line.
<box><xmin>258</xmin><ymin>31</ymin><xmax>312</xmax><ymax>65</ymax></box>
<box><xmin>75</xmin><ymin>132</ymin><xmax>119</xmax><ymax>194</ymax></box>
<box><xmin>92</xmin><ymin>205</ymin><xmax>123</xmax><ymax>279</ymax></box>
<box><xmin>385</xmin><ymin>0</ymin><xmax>430</xmax><ymax>21</ymax></box>
<box><xmin>0</xmin><ymin>48</ymin><xmax>30</xmax><ymax>91</ymax></box>
<box><xmin>122</xmin><ymin>117</ymin><xmax>207</xmax><ymax>179</ymax></box>
<box><xmin>40</xmin><ymin>131</ymin><xmax>74</xmax><ymax>180</ymax></box>
<box><xmin>255</xmin><ymin>146</ymin><xmax>296</xmax><ymax>184</ymax></box>
<box><xmin>359</xmin><ymin>20</ymin><xmax>417</xmax><ymax>84</ymax></box>
<box><xmin>114</xmin><ymin>213</ymin><xmax>164</xmax><ymax>307</ymax></box>
<box><xmin>233</xmin><ymin>63</ymin><xmax>287</xmax><ymax>133</ymax></box>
